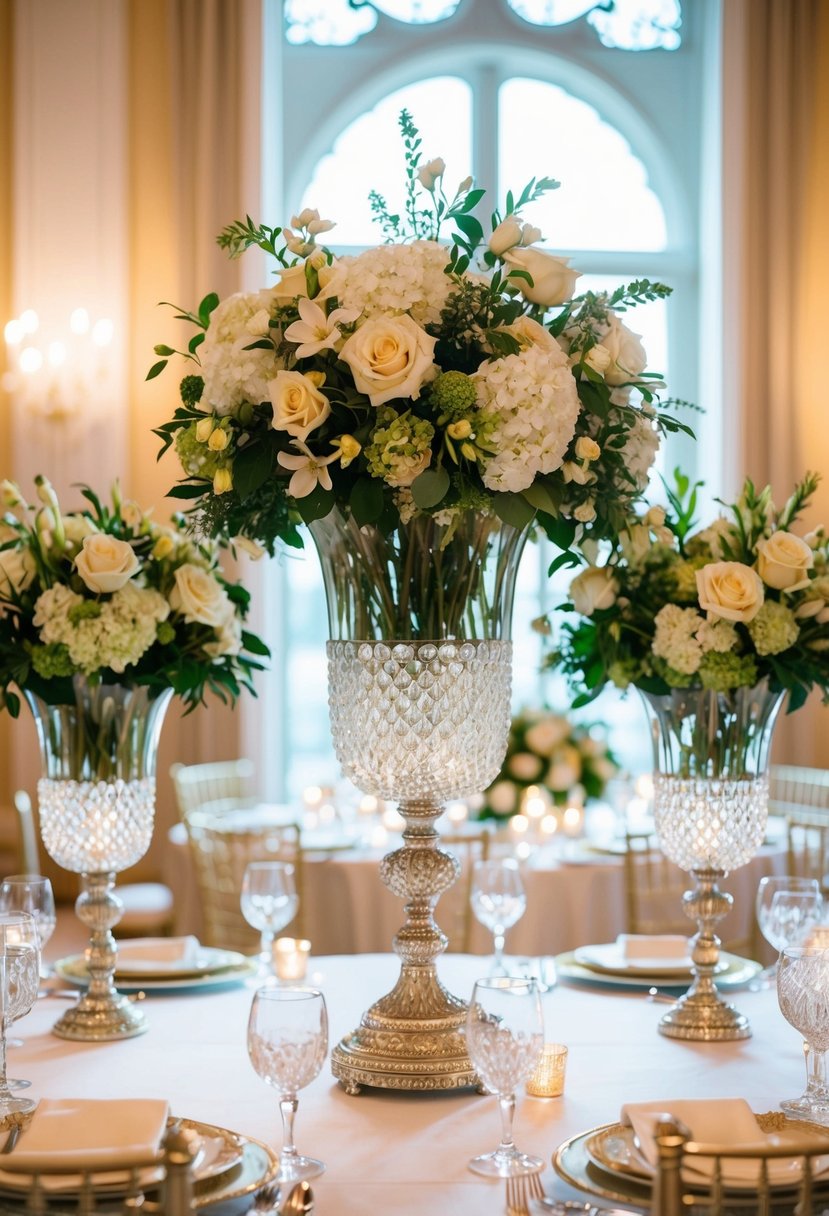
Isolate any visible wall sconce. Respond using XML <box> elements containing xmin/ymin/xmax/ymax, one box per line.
<box><xmin>3</xmin><ymin>307</ymin><xmax>114</xmax><ymax>423</ymax></box>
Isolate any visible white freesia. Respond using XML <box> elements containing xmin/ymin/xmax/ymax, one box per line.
<box><xmin>75</xmin><ymin>534</ymin><xmax>139</xmax><ymax>594</ymax></box>
<box><xmin>339</xmin><ymin>314</ymin><xmax>437</xmax><ymax>407</ymax></box>
<box><xmin>277</xmin><ymin>440</ymin><xmax>339</xmax><ymax>498</ymax></box>
<box><xmin>283</xmin><ymin>297</ymin><xmax>360</xmax><ymax>359</ymax></box>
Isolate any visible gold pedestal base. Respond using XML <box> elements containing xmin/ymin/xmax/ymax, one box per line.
<box><xmin>331</xmin><ymin>963</ymin><xmax>477</xmax><ymax>1093</ymax></box>
<box><xmin>52</xmin><ymin>991</ymin><xmax>147</xmax><ymax>1042</ymax></box>
<box><xmin>658</xmin><ymin>989</ymin><xmax>750</xmax><ymax>1042</ymax></box>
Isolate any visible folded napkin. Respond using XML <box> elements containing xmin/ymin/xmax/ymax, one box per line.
<box><xmin>116</xmin><ymin>937</ymin><xmax>201</xmax><ymax>972</ymax></box>
<box><xmin>621</xmin><ymin>1098</ymin><xmax>807</xmax><ymax>1186</ymax></box>
<box><xmin>1</xmin><ymin>1098</ymin><xmax>170</xmax><ymax>1174</ymax></box>
<box><xmin>617</xmin><ymin>934</ymin><xmax>690</xmax><ymax>962</ymax></box>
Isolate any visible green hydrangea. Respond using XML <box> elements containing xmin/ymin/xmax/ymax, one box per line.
<box><xmin>668</xmin><ymin>558</ymin><xmax>705</xmax><ymax>603</ymax></box>
<box><xmin>748</xmin><ymin>600</ymin><xmax>800</xmax><ymax>656</ymax></box>
<box><xmin>608</xmin><ymin>658</ymin><xmax>640</xmax><ymax>689</ymax></box>
<box><xmin>699</xmin><ymin>651</ymin><xmax>758</xmax><ymax>690</ymax></box>
<box><xmin>157</xmin><ymin>620</ymin><xmax>176</xmax><ymax>645</ymax></box>
<box><xmin>651</xmin><ymin>655</ymin><xmax>696</xmax><ymax>687</ymax></box>
<box><xmin>365</xmin><ymin>409</ymin><xmax>435</xmax><ymax>488</ymax></box>
<box><xmin>175</xmin><ymin>423</ymin><xmax>224</xmax><ymax>479</ymax></box>
<box><xmin>429</xmin><ymin>371</ymin><xmax>477</xmax><ymax>422</ymax></box>
<box><xmin>68</xmin><ymin>601</ymin><xmax>102</xmax><ymax>626</ymax></box>
<box><xmin>180</xmin><ymin>375</ymin><xmax>204</xmax><ymax>406</ymax></box>
<box><xmin>29</xmin><ymin>642</ymin><xmax>75</xmax><ymax>679</ymax></box>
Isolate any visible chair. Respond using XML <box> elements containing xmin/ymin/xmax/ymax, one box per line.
<box><xmin>653</xmin><ymin>1112</ymin><xmax>829</xmax><ymax>1215</ymax></box>
<box><xmin>623</xmin><ymin>830</ymin><xmax>689</xmax><ymax>937</ymax></box>
<box><xmin>770</xmin><ymin>764</ymin><xmax>829</xmax><ymax>893</ymax></box>
<box><xmin>170</xmin><ymin>759</ymin><xmax>255</xmax><ymax>822</ymax></box>
<box><xmin>441</xmin><ymin>829</ymin><xmax>491</xmax><ymax>953</ymax></box>
<box><xmin>184</xmin><ymin>808</ymin><xmax>305</xmax><ymax>951</ymax></box>
<box><xmin>13</xmin><ymin>790</ymin><xmax>175</xmax><ymax>938</ymax></box>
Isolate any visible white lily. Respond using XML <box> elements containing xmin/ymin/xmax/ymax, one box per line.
<box><xmin>283</xmin><ymin>297</ymin><xmax>360</xmax><ymax>358</ymax></box>
<box><xmin>277</xmin><ymin>440</ymin><xmax>339</xmax><ymax>498</ymax></box>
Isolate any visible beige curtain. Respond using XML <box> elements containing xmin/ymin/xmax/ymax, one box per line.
<box><xmin>727</xmin><ymin>0</ymin><xmax>829</xmax><ymax>764</ymax></box>
<box><xmin>0</xmin><ymin>0</ymin><xmax>13</xmax><ymax>819</ymax></box>
<box><xmin>127</xmin><ymin>0</ymin><xmax>263</xmax><ymax>873</ymax></box>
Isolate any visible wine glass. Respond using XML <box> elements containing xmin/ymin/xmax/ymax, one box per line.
<box><xmin>247</xmin><ymin>985</ymin><xmax>328</xmax><ymax>1181</ymax></box>
<box><xmin>471</xmin><ymin>859</ymin><xmax>527</xmax><ymax>974</ymax></box>
<box><xmin>756</xmin><ymin>876</ymin><xmax>822</xmax><ymax>983</ymax></box>
<box><xmin>466</xmin><ymin>975</ymin><xmax>544</xmax><ymax>1177</ymax></box>
<box><xmin>0</xmin><ymin>875</ymin><xmax>56</xmax><ymax>970</ymax></box>
<box><xmin>0</xmin><ymin>912</ymin><xmax>40</xmax><ymax>1116</ymax></box>
<box><xmin>241</xmin><ymin>862</ymin><xmax>299</xmax><ymax>975</ymax></box>
<box><xmin>777</xmin><ymin>945</ymin><xmax>829</xmax><ymax>1124</ymax></box>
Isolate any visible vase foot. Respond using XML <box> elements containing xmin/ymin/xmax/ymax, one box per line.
<box><xmin>657</xmin><ymin>989</ymin><xmax>751</xmax><ymax>1042</ymax></box>
<box><xmin>331</xmin><ymin>964</ymin><xmax>478</xmax><ymax>1093</ymax></box>
<box><xmin>50</xmin><ymin>991</ymin><xmax>148</xmax><ymax>1042</ymax></box>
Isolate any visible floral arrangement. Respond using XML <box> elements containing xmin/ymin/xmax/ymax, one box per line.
<box><xmin>552</xmin><ymin>471</ymin><xmax>829</xmax><ymax>712</ymax></box>
<box><xmin>151</xmin><ymin>111</ymin><xmax>689</xmax><ymax>558</ymax></box>
<box><xmin>480</xmin><ymin>706</ymin><xmax>619</xmax><ymax>820</ymax></box>
<box><xmin>0</xmin><ymin>477</ymin><xmax>268</xmax><ymax>716</ymax></box>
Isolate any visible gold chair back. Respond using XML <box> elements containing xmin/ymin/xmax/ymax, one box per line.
<box><xmin>623</xmin><ymin>831</ymin><xmax>689</xmax><ymax>937</ymax></box>
<box><xmin>184</xmin><ymin>809</ymin><xmax>305</xmax><ymax>950</ymax></box>
<box><xmin>441</xmin><ymin>829</ymin><xmax>491</xmax><ymax>953</ymax></box>
<box><xmin>12</xmin><ymin>789</ymin><xmax>41</xmax><ymax>874</ymax></box>
<box><xmin>771</xmin><ymin>765</ymin><xmax>829</xmax><ymax>894</ymax></box>
<box><xmin>170</xmin><ymin>759</ymin><xmax>255</xmax><ymax>822</ymax></box>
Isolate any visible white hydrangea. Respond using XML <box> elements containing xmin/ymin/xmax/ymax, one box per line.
<box><xmin>37</xmin><ymin>585</ymin><xmax>169</xmax><ymax>674</ymax></box>
<box><xmin>618</xmin><ymin>409</ymin><xmax>660</xmax><ymax>492</ymax></box>
<box><xmin>474</xmin><ymin>344</ymin><xmax>580</xmax><ymax>494</ymax></box>
<box><xmin>696</xmin><ymin>618</ymin><xmax>738</xmax><ymax>654</ymax></box>
<box><xmin>323</xmin><ymin>240</ymin><xmax>456</xmax><ymax>329</ymax></box>
<box><xmin>199</xmin><ymin>290</ymin><xmax>281</xmax><ymax>416</ymax></box>
<box><xmin>652</xmin><ymin>604</ymin><xmax>703</xmax><ymax>674</ymax></box>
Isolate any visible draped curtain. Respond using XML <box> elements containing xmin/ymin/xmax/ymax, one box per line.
<box><xmin>724</xmin><ymin>0</ymin><xmax>829</xmax><ymax>763</ymax></box>
<box><xmin>0</xmin><ymin>0</ymin><xmax>13</xmax><ymax>811</ymax></box>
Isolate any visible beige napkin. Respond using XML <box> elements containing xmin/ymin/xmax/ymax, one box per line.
<box><xmin>116</xmin><ymin>937</ymin><xmax>201</xmax><ymax>972</ymax></box>
<box><xmin>1</xmin><ymin>1098</ymin><xmax>169</xmax><ymax>1174</ymax></box>
<box><xmin>621</xmin><ymin>1098</ymin><xmax>807</xmax><ymax>1185</ymax></box>
<box><xmin>617</xmin><ymin>934</ymin><xmax>690</xmax><ymax>962</ymax></box>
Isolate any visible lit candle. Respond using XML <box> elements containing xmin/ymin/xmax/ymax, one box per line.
<box><xmin>273</xmin><ymin>937</ymin><xmax>311</xmax><ymax>982</ymax></box>
<box><xmin>302</xmin><ymin>785</ymin><xmax>324</xmax><ymax>811</ymax></box>
<box><xmin>540</xmin><ymin>813</ymin><xmax>558</xmax><ymax>838</ymax></box>
<box><xmin>562</xmin><ymin>805</ymin><xmax>584</xmax><ymax>838</ymax></box>
<box><xmin>510</xmin><ymin>813</ymin><xmax>529</xmax><ymax>837</ymax></box>
<box><xmin>635</xmin><ymin>773</ymin><xmax>654</xmax><ymax>802</ymax></box>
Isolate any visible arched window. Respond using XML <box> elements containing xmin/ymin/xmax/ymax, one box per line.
<box><xmin>260</xmin><ymin>0</ymin><xmax>711</xmax><ymax>799</ymax></box>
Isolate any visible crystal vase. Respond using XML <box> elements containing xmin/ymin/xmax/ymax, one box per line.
<box><xmin>24</xmin><ymin>676</ymin><xmax>172</xmax><ymax>1041</ymax></box>
<box><xmin>310</xmin><ymin>506</ymin><xmax>530</xmax><ymax>1092</ymax></box>
<box><xmin>641</xmin><ymin>681</ymin><xmax>785</xmax><ymax>1041</ymax></box>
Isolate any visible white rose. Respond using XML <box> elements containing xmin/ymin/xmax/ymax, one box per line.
<box><xmin>245</xmin><ymin>308</ymin><xmax>272</xmax><ymax>337</ymax></box>
<box><xmin>569</xmin><ymin>567</ymin><xmax>619</xmax><ymax>616</ymax></box>
<box><xmin>487</xmin><ymin>781</ymin><xmax>517</xmax><ymax>816</ymax></box>
<box><xmin>503</xmin><ymin>247</ymin><xmax>580</xmax><ymax>306</ymax></box>
<box><xmin>339</xmin><ymin>315</ymin><xmax>437</xmax><ymax>407</ymax></box>
<box><xmin>204</xmin><ymin>613</ymin><xmax>242</xmax><ymax>658</ymax></box>
<box><xmin>74</xmin><ymin>534</ymin><xmax>139</xmax><ymax>594</ymax></box>
<box><xmin>599</xmin><ymin>314</ymin><xmax>648</xmax><ymax>386</ymax></box>
<box><xmin>582</xmin><ymin>343</ymin><xmax>612</xmax><ymax>375</ymax></box>
<box><xmin>755</xmin><ymin>530</ymin><xmax>814</xmax><ymax>592</ymax></box>
<box><xmin>495</xmin><ymin>315</ymin><xmax>559</xmax><ymax>353</ymax></box>
<box><xmin>525</xmin><ymin>716</ymin><xmax>570</xmax><ymax>756</ymax></box>
<box><xmin>546</xmin><ymin>760</ymin><xmax>580</xmax><ymax>792</ymax></box>
<box><xmin>169</xmin><ymin>563</ymin><xmax>234</xmax><ymax>628</ymax></box>
<box><xmin>619</xmin><ymin>523</ymin><xmax>652</xmax><ymax>562</ymax></box>
<box><xmin>489</xmin><ymin>216</ymin><xmax>523</xmax><ymax>256</ymax></box>
<box><xmin>270</xmin><ymin>262</ymin><xmax>311</xmax><ymax>305</ymax></box>
<box><xmin>0</xmin><ymin>542</ymin><xmax>35</xmax><ymax>599</ymax></box>
<box><xmin>269</xmin><ymin>370</ymin><xmax>331</xmax><ymax>440</ymax></box>
<box><xmin>508</xmin><ymin>752</ymin><xmax>544</xmax><ymax>781</ymax></box>
<box><xmin>696</xmin><ymin>561</ymin><xmax>764</xmax><ymax>623</ymax></box>
<box><xmin>417</xmin><ymin>157</ymin><xmax>446</xmax><ymax>190</ymax></box>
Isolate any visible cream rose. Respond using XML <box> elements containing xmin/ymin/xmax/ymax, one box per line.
<box><xmin>169</xmin><ymin>563</ymin><xmax>234</xmax><ymax>628</ymax></box>
<box><xmin>599</xmin><ymin>315</ymin><xmax>647</xmax><ymax>386</ymax></box>
<box><xmin>74</xmin><ymin>534</ymin><xmax>139</xmax><ymax>594</ymax></box>
<box><xmin>502</xmin><ymin>247</ymin><xmax>580</xmax><ymax>306</ymax></box>
<box><xmin>339</xmin><ymin>315</ymin><xmax>437</xmax><ymax>407</ymax></box>
<box><xmin>696</xmin><ymin>561</ymin><xmax>764</xmax><ymax>623</ymax></box>
<box><xmin>755</xmin><ymin>530</ymin><xmax>814</xmax><ymax>591</ymax></box>
<box><xmin>489</xmin><ymin>216</ymin><xmax>523</xmax><ymax>256</ymax></box>
<box><xmin>569</xmin><ymin>567</ymin><xmax>619</xmax><ymax>616</ymax></box>
<box><xmin>0</xmin><ymin>542</ymin><xmax>35</xmax><ymax>599</ymax></box>
<box><xmin>269</xmin><ymin>370</ymin><xmax>330</xmax><ymax>440</ymax></box>
<box><xmin>270</xmin><ymin>262</ymin><xmax>311</xmax><ymax>305</ymax></box>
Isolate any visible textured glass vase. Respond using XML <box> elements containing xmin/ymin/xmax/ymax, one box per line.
<box><xmin>310</xmin><ymin>506</ymin><xmax>529</xmax><ymax>1093</ymax></box>
<box><xmin>641</xmin><ymin>682</ymin><xmax>785</xmax><ymax>1041</ymax></box>
<box><xmin>25</xmin><ymin>676</ymin><xmax>172</xmax><ymax>1041</ymax></box>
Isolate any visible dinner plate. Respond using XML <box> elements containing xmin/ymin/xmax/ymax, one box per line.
<box><xmin>554</xmin><ymin>950</ymin><xmax>762</xmax><ymax>992</ymax></box>
<box><xmin>0</xmin><ymin>1116</ymin><xmax>263</xmax><ymax>1204</ymax></box>
<box><xmin>54</xmin><ymin>954</ymin><xmax>258</xmax><ymax>994</ymax></box>
<box><xmin>93</xmin><ymin>946</ymin><xmax>247</xmax><ymax>981</ymax></box>
<box><xmin>573</xmin><ymin>942</ymin><xmax>705</xmax><ymax>978</ymax></box>
<box><xmin>555</xmin><ymin>1116</ymin><xmax>829</xmax><ymax>1206</ymax></box>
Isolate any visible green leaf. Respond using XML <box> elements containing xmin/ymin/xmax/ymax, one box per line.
<box><xmin>522</xmin><ymin>481</ymin><xmax>559</xmax><ymax>517</ymax></box>
<box><xmin>240</xmin><ymin>630</ymin><xmax>271</xmax><ymax>657</ymax></box>
<box><xmin>168</xmin><ymin>483</ymin><xmax>209</xmax><ymax>500</ymax></box>
<box><xmin>547</xmin><ymin>550</ymin><xmax>580</xmax><ymax>577</ymax></box>
<box><xmin>146</xmin><ymin>359</ymin><xmax>168</xmax><ymax>381</ymax></box>
<box><xmin>188</xmin><ymin>333</ymin><xmax>205</xmax><ymax>354</ymax></box>
<box><xmin>153</xmin><ymin>344</ymin><xmax>175</xmax><ymax>356</ymax></box>
<box><xmin>349</xmin><ymin>477</ymin><xmax>385</xmax><ymax>526</ymax></box>
<box><xmin>492</xmin><ymin>493</ymin><xmax>536</xmax><ymax>530</ymax></box>
<box><xmin>232</xmin><ymin>441</ymin><xmax>274</xmax><ymax>500</ymax></box>
<box><xmin>295</xmin><ymin>485</ymin><xmax>335</xmax><ymax>523</ymax></box>
<box><xmin>454</xmin><ymin>214</ymin><xmax>484</xmax><ymax>246</ymax></box>
<box><xmin>411</xmin><ymin>467</ymin><xmax>450</xmax><ymax>509</ymax></box>
<box><xmin>198</xmin><ymin>292</ymin><xmax>220</xmax><ymax>324</ymax></box>
<box><xmin>539</xmin><ymin>513</ymin><xmax>576</xmax><ymax>550</ymax></box>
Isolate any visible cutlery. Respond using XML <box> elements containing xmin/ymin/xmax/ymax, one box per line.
<box><xmin>1</xmin><ymin>1123</ymin><xmax>21</xmax><ymax>1154</ymax></box>
<box><xmin>249</xmin><ymin>1182</ymin><xmax>281</xmax><ymax>1214</ymax></box>
<box><xmin>281</xmin><ymin>1180</ymin><xmax>314</xmax><ymax>1215</ymax></box>
<box><xmin>646</xmin><ymin>987</ymin><xmax>678</xmax><ymax>1004</ymax></box>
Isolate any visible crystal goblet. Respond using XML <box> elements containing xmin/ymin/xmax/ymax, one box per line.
<box><xmin>470</xmin><ymin>859</ymin><xmax>527</xmax><ymax>975</ymax></box>
<box><xmin>466</xmin><ymin>975</ymin><xmax>544</xmax><ymax>1178</ymax></box>
<box><xmin>240</xmin><ymin>862</ymin><xmax>299</xmax><ymax>976</ymax></box>
<box><xmin>756</xmin><ymin>876</ymin><xmax>822</xmax><ymax>984</ymax></box>
<box><xmin>247</xmin><ymin>985</ymin><xmax>328</xmax><ymax>1182</ymax></box>
<box><xmin>0</xmin><ymin>913</ymin><xmax>40</xmax><ymax>1116</ymax></box>
<box><xmin>778</xmin><ymin>945</ymin><xmax>829</xmax><ymax>1124</ymax></box>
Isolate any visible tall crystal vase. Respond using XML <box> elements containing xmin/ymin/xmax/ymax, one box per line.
<box><xmin>24</xmin><ymin>677</ymin><xmax>172</xmax><ymax>1041</ymax></box>
<box><xmin>310</xmin><ymin>506</ymin><xmax>530</xmax><ymax>1093</ymax></box>
<box><xmin>641</xmin><ymin>682</ymin><xmax>785</xmax><ymax>1041</ymax></box>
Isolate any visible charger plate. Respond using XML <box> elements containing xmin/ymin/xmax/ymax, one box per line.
<box><xmin>554</xmin><ymin>951</ymin><xmax>761</xmax><ymax>993</ymax></box>
<box><xmin>0</xmin><ymin>1116</ymin><xmax>276</xmax><ymax>1208</ymax></box>
<box><xmin>554</xmin><ymin>1114</ymin><xmax>829</xmax><ymax>1208</ymax></box>
<box><xmin>53</xmin><ymin>955</ymin><xmax>257</xmax><ymax>995</ymax></box>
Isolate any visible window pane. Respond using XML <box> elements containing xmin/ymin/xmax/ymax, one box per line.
<box><xmin>298</xmin><ymin>79</ymin><xmax>472</xmax><ymax>247</ymax></box>
<box><xmin>499</xmin><ymin>78</ymin><xmax>667</xmax><ymax>251</ymax></box>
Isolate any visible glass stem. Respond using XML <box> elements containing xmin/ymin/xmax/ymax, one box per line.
<box><xmin>493</xmin><ymin>928</ymin><xmax>506</xmax><ymax>972</ymax></box>
<box><xmin>279</xmin><ymin>1094</ymin><xmax>299</xmax><ymax>1161</ymax></box>
<box><xmin>0</xmin><ymin>1017</ymin><xmax>10</xmax><ymax>1099</ymax></box>
<box><xmin>806</xmin><ymin>1043</ymin><xmax>829</xmax><ymax>1098</ymax></box>
<box><xmin>497</xmin><ymin>1091</ymin><xmax>517</xmax><ymax>1154</ymax></box>
<box><xmin>260</xmin><ymin>929</ymin><xmax>274</xmax><ymax>969</ymax></box>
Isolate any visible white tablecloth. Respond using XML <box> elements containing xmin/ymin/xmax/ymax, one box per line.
<box><xmin>20</xmin><ymin>946</ymin><xmax>804</xmax><ymax>1214</ymax></box>
<box><xmin>164</xmin><ymin>820</ymin><xmax>786</xmax><ymax>958</ymax></box>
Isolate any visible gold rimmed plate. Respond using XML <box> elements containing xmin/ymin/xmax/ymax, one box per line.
<box><xmin>53</xmin><ymin>955</ymin><xmax>257</xmax><ymax>994</ymax></box>
<box><xmin>554</xmin><ymin>951</ymin><xmax>762</xmax><ymax>993</ymax></box>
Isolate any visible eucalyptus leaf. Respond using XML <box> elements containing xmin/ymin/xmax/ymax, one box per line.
<box><xmin>411</xmin><ymin>467</ymin><xmax>450</xmax><ymax>509</ymax></box>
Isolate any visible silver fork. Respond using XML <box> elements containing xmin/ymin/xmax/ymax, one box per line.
<box><xmin>249</xmin><ymin>1183</ymin><xmax>281</xmax><ymax>1214</ymax></box>
<box><xmin>505</xmin><ymin>1175</ymin><xmax>530</xmax><ymax>1216</ymax></box>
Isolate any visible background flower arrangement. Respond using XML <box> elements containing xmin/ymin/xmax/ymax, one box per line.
<box><xmin>151</xmin><ymin>111</ymin><xmax>691</xmax><ymax>560</ymax></box>
<box><xmin>0</xmin><ymin>477</ymin><xmax>268</xmax><ymax>717</ymax></box>
<box><xmin>480</xmin><ymin>706</ymin><xmax>619</xmax><ymax>820</ymax></box>
<box><xmin>552</xmin><ymin>470</ymin><xmax>829</xmax><ymax>713</ymax></box>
